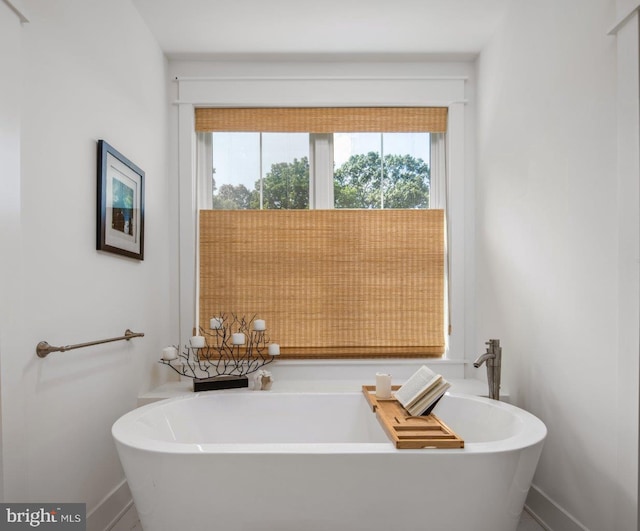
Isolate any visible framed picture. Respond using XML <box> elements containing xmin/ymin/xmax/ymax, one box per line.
<box><xmin>97</xmin><ymin>140</ymin><xmax>145</xmax><ymax>260</ymax></box>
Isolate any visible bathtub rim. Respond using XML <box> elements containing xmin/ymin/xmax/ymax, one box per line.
<box><xmin>112</xmin><ymin>391</ymin><xmax>546</xmax><ymax>455</ymax></box>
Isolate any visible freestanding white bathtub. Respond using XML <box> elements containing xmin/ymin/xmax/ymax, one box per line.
<box><xmin>112</xmin><ymin>391</ymin><xmax>546</xmax><ymax>531</ymax></box>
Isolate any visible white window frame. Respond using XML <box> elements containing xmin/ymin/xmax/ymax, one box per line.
<box><xmin>173</xmin><ymin>70</ymin><xmax>470</xmax><ymax>367</ymax></box>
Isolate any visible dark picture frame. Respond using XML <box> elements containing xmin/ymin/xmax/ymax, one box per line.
<box><xmin>97</xmin><ymin>140</ymin><xmax>145</xmax><ymax>260</ymax></box>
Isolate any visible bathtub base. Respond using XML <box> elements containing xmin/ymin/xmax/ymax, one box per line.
<box><xmin>193</xmin><ymin>375</ymin><xmax>248</xmax><ymax>391</ymax></box>
<box><xmin>122</xmin><ymin>451</ymin><xmax>541</xmax><ymax>531</ymax></box>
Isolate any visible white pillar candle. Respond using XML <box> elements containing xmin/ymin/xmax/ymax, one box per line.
<box><xmin>209</xmin><ymin>317</ymin><xmax>223</xmax><ymax>330</ymax></box>
<box><xmin>268</xmin><ymin>343</ymin><xmax>280</xmax><ymax>356</ymax></box>
<box><xmin>161</xmin><ymin>346</ymin><xmax>178</xmax><ymax>361</ymax></box>
<box><xmin>253</xmin><ymin>319</ymin><xmax>266</xmax><ymax>331</ymax></box>
<box><xmin>232</xmin><ymin>333</ymin><xmax>245</xmax><ymax>345</ymax></box>
<box><xmin>190</xmin><ymin>335</ymin><xmax>206</xmax><ymax>348</ymax></box>
<box><xmin>375</xmin><ymin>373</ymin><xmax>392</xmax><ymax>399</ymax></box>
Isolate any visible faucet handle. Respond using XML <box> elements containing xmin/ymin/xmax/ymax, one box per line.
<box><xmin>485</xmin><ymin>338</ymin><xmax>501</xmax><ymax>350</ymax></box>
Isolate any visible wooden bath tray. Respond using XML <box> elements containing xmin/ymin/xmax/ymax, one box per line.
<box><xmin>362</xmin><ymin>385</ymin><xmax>464</xmax><ymax>449</ymax></box>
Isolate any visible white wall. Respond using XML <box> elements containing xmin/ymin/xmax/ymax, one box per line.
<box><xmin>0</xmin><ymin>0</ymin><xmax>27</xmax><ymax>505</ymax></box>
<box><xmin>0</xmin><ymin>0</ymin><xmax>172</xmax><ymax>525</ymax></box>
<box><xmin>476</xmin><ymin>0</ymin><xmax>638</xmax><ymax>529</ymax></box>
<box><xmin>612</xmin><ymin>3</ymin><xmax>640</xmax><ymax>529</ymax></box>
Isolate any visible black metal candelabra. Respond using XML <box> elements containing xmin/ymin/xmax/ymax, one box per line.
<box><xmin>159</xmin><ymin>314</ymin><xmax>279</xmax><ymax>391</ymax></box>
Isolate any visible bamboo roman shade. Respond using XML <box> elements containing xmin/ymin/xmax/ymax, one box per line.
<box><xmin>195</xmin><ymin>107</ymin><xmax>448</xmax><ymax>133</ymax></box>
<box><xmin>200</xmin><ymin>210</ymin><xmax>445</xmax><ymax>358</ymax></box>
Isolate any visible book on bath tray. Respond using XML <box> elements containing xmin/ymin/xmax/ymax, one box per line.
<box><xmin>394</xmin><ymin>365</ymin><xmax>451</xmax><ymax>416</ymax></box>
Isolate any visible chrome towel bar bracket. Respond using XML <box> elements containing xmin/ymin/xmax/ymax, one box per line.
<box><xmin>36</xmin><ymin>329</ymin><xmax>144</xmax><ymax>358</ymax></box>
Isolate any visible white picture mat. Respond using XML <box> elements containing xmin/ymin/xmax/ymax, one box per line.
<box><xmin>104</xmin><ymin>152</ymin><xmax>141</xmax><ymax>254</ymax></box>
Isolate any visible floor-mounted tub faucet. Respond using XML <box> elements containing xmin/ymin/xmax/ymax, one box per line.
<box><xmin>473</xmin><ymin>339</ymin><xmax>501</xmax><ymax>400</ymax></box>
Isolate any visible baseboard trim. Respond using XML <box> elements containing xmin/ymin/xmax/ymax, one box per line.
<box><xmin>86</xmin><ymin>479</ymin><xmax>133</xmax><ymax>531</ymax></box>
<box><xmin>525</xmin><ymin>484</ymin><xmax>588</xmax><ymax>531</ymax></box>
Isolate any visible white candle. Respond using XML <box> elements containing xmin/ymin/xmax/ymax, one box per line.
<box><xmin>268</xmin><ymin>343</ymin><xmax>280</xmax><ymax>356</ymax></box>
<box><xmin>161</xmin><ymin>346</ymin><xmax>178</xmax><ymax>361</ymax></box>
<box><xmin>232</xmin><ymin>333</ymin><xmax>245</xmax><ymax>345</ymax></box>
<box><xmin>190</xmin><ymin>335</ymin><xmax>206</xmax><ymax>348</ymax></box>
<box><xmin>253</xmin><ymin>319</ymin><xmax>266</xmax><ymax>331</ymax></box>
<box><xmin>209</xmin><ymin>317</ymin><xmax>223</xmax><ymax>330</ymax></box>
<box><xmin>375</xmin><ymin>373</ymin><xmax>392</xmax><ymax>399</ymax></box>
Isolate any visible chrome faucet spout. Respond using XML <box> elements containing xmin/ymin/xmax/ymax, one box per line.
<box><xmin>473</xmin><ymin>351</ymin><xmax>494</xmax><ymax>368</ymax></box>
<box><xmin>474</xmin><ymin>339</ymin><xmax>502</xmax><ymax>400</ymax></box>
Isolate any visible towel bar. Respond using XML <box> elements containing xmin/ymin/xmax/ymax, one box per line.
<box><xmin>36</xmin><ymin>329</ymin><xmax>144</xmax><ymax>358</ymax></box>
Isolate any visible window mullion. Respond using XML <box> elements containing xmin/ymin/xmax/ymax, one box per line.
<box><xmin>380</xmin><ymin>133</ymin><xmax>384</xmax><ymax>209</ymax></box>
<box><xmin>309</xmin><ymin>133</ymin><xmax>334</xmax><ymax>209</ymax></box>
<box><xmin>259</xmin><ymin>132</ymin><xmax>264</xmax><ymax>209</ymax></box>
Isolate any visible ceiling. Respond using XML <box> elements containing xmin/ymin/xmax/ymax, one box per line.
<box><xmin>131</xmin><ymin>0</ymin><xmax>510</xmax><ymax>59</ymax></box>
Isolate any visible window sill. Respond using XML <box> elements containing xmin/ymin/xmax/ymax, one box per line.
<box><xmin>270</xmin><ymin>357</ymin><xmax>465</xmax><ymax>366</ymax></box>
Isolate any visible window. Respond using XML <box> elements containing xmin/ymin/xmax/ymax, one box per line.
<box><xmin>333</xmin><ymin>132</ymin><xmax>431</xmax><ymax>209</ymax></box>
<box><xmin>203</xmin><ymin>131</ymin><xmax>434</xmax><ymax>211</ymax></box>
<box><xmin>210</xmin><ymin>132</ymin><xmax>309</xmax><ymax>209</ymax></box>
<box><xmin>194</xmin><ymin>107</ymin><xmax>448</xmax><ymax>358</ymax></box>
<box><xmin>196</xmin><ymin>107</ymin><xmax>447</xmax><ymax>211</ymax></box>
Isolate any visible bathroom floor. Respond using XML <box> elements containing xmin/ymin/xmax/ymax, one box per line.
<box><xmin>111</xmin><ymin>504</ymin><xmax>547</xmax><ymax>530</ymax></box>
<box><xmin>518</xmin><ymin>510</ymin><xmax>547</xmax><ymax>531</ymax></box>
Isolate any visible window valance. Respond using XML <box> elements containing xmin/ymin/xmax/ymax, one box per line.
<box><xmin>195</xmin><ymin>107</ymin><xmax>448</xmax><ymax>133</ymax></box>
